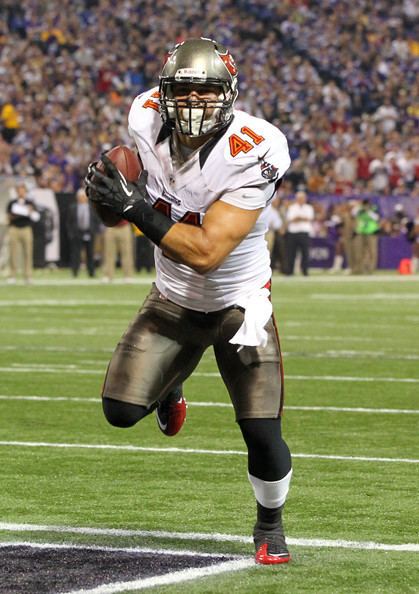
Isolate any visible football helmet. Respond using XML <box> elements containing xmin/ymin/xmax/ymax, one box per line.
<box><xmin>159</xmin><ymin>38</ymin><xmax>238</xmax><ymax>137</ymax></box>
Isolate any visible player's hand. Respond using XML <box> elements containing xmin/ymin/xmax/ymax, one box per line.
<box><xmin>84</xmin><ymin>160</ymin><xmax>98</xmax><ymax>200</ymax></box>
<box><xmin>84</xmin><ymin>155</ymin><xmax>149</xmax><ymax>216</ymax></box>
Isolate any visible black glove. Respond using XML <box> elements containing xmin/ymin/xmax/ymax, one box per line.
<box><xmin>84</xmin><ymin>154</ymin><xmax>174</xmax><ymax>246</ymax></box>
<box><xmin>84</xmin><ymin>154</ymin><xmax>149</xmax><ymax>217</ymax></box>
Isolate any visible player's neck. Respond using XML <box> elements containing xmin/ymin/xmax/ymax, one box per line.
<box><xmin>175</xmin><ymin>130</ymin><xmax>212</xmax><ymax>151</ymax></box>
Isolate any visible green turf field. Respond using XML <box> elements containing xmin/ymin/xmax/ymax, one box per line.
<box><xmin>0</xmin><ymin>271</ymin><xmax>418</xmax><ymax>593</ymax></box>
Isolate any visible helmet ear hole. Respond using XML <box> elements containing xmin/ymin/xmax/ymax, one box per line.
<box><xmin>159</xmin><ymin>37</ymin><xmax>238</xmax><ymax>137</ymax></box>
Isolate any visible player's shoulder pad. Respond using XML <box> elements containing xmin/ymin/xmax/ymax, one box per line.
<box><xmin>128</xmin><ymin>86</ymin><xmax>161</xmax><ymax>136</ymax></box>
<box><xmin>203</xmin><ymin>110</ymin><xmax>291</xmax><ymax>192</ymax></box>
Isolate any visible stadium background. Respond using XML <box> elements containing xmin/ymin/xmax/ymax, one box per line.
<box><xmin>0</xmin><ymin>2</ymin><xmax>418</xmax><ymax>594</ymax></box>
<box><xmin>0</xmin><ymin>0</ymin><xmax>418</xmax><ymax>274</ymax></box>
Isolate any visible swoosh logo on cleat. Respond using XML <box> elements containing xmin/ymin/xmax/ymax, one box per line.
<box><xmin>156</xmin><ymin>413</ymin><xmax>168</xmax><ymax>432</ymax></box>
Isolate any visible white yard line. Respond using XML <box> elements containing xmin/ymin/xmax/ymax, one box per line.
<box><xmin>0</xmin><ymin>329</ymin><xmax>121</xmax><ymax>336</ymax></box>
<box><xmin>1</xmin><ymin>365</ymin><xmax>419</xmax><ymax>383</ymax></box>
<box><xmin>3</xmin><ymin>344</ymin><xmax>104</xmax><ymax>352</ymax></box>
<box><xmin>0</xmin><ymin>278</ymin><xmax>155</xmax><ymax>287</ymax></box>
<box><xmin>283</xmin><ymin>350</ymin><xmax>419</xmax><ymax>361</ymax></box>
<box><xmin>0</xmin><ymin>366</ymin><xmax>104</xmax><ymax>374</ymax></box>
<box><xmin>0</xmin><ymin>525</ymin><xmax>418</xmax><ymax>553</ymax></box>
<box><xmin>0</xmin><ymin>394</ymin><xmax>418</xmax><ymax>415</ymax></box>
<box><xmin>56</xmin><ymin>559</ymin><xmax>256</xmax><ymax>594</ymax></box>
<box><xmin>311</xmin><ymin>292</ymin><xmax>419</xmax><ymax>300</ymax></box>
<box><xmin>284</xmin><ymin>374</ymin><xmax>419</xmax><ymax>383</ymax></box>
<box><xmin>0</xmin><ymin>540</ymin><xmax>238</xmax><ymax>558</ymax></box>
<box><xmin>284</xmin><ymin>405</ymin><xmax>419</xmax><ymax>414</ymax></box>
<box><xmin>0</xmin><ymin>300</ymin><xmax>140</xmax><ymax>307</ymax></box>
<box><xmin>0</xmin><ymin>441</ymin><xmax>417</xmax><ymax>464</ymax></box>
<box><xmin>1</xmin><ymin>274</ymin><xmax>419</xmax><ymax>286</ymax></box>
<box><xmin>0</xmin><ymin>395</ymin><xmax>101</xmax><ymax>403</ymax></box>
<box><xmin>2</xmin><ymin>345</ymin><xmax>419</xmax><ymax>360</ymax></box>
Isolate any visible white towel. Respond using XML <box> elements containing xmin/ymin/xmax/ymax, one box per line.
<box><xmin>229</xmin><ymin>287</ymin><xmax>272</xmax><ymax>350</ymax></box>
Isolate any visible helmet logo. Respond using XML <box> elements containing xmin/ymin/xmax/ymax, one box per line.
<box><xmin>218</xmin><ymin>51</ymin><xmax>237</xmax><ymax>76</ymax></box>
<box><xmin>175</xmin><ymin>67</ymin><xmax>207</xmax><ymax>80</ymax></box>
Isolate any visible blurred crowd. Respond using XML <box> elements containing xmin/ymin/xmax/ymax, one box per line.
<box><xmin>1</xmin><ymin>0</ymin><xmax>418</xmax><ymax>198</ymax></box>
<box><xmin>267</xmin><ymin>190</ymin><xmax>419</xmax><ymax>275</ymax></box>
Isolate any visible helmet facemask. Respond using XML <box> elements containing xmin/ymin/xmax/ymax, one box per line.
<box><xmin>159</xmin><ymin>38</ymin><xmax>239</xmax><ymax>138</ymax></box>
<box><xmin>160</xmin><ymin>80</ymin><xmax>236</xmax><ymax>137</ymax></box>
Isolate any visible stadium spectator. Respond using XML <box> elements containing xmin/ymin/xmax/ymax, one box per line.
<box><xmin>267</xmin><ymin>196</ymin><xmax>287</xmax><ymax>274</ymax></box>
<box><xmin>285</xmin><ymin>190</ymin><xmax>314</xmax><ymax>276</ymax></box>
<box><xmin>102</xmin><ymin>220</ymin><xmax>135</xmax><ymax>283</ymax></box>
<box><xmin>265</xmin><ymin>200</ymin><xmax>283</xmax><ymax>267</ymax></box>
<box><xmin>333</xmin><ymin>146</ymin><xmax>358</xmax><ymax>195</ymax></box>
<box><xmin>6</xmin><ymin>182</ymin><xmax>40</xmax><ymax>284</ymax></box>
<box><xmin>407</xmin><ymin>207</ymin><xmax>419</xmax><ymax>273</ymax></box>
<box><xmin>368</xmin><ymin>149</ymin><xmax>390</xmax><ymax>194</ymax></box>
<box><xmin>327</xmin><ymin>203</ymin><xmax>346</xmax><ymax>274</ymax></box>
<box><xmin>134</xmin><ymin>228</ymin><xmax>154</xmax><ymax>273</ymax></box>
<box><xmin>382</xmin><ymin>203</ymin><xmax>410</xmax><ymax>237</ymax></box>
<box><xmin>0</xmin><ymin>135</ymin><xmax>13</xmax><ymax>174</ymax></box>
<box><xmin>0</xmin><ymin>0</ymin><xmax>417</xmax><ymax>198</ymax></box>
<box><xmin>352</xmin><ymin>198</ymin><xmax>381</xmax><ymax>274</ymax></box>
<box><xmin>0</xmin><ymin>96</ymin><xmax>20</xmax><ymax>143</ymax></box>
<box><xmin>373</xmin><ymin>97</ymin><xmax>399</xmax><ymax>135</ymax></box>
<box><xmin>326</xmin><ymin>202</ymin><xmax>357</xmax><ymax>274</ymax></box>
<box><xmin>86</xmin><ymin>37</ymin><xmax>293</xmax><ymax>566</ymax></box>
<box><xmin>66</xmin><ymin>188</ymin><xmax>100</xmax><ymax>278</ymax></box>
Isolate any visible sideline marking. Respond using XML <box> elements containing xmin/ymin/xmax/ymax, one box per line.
<box><xmin>0</xmin><ymin>525</ymin><xmax>418</xmax><ymax>553</ymax></box>
<box><xmin>0</xmin><ymin>395</ymin><xmax>418</xmax><ymax>415</ymax></box>
<box><xmin>0</xmin><ymin>441</ymin><xmax>417</xmax><ymax>464</ymax></box>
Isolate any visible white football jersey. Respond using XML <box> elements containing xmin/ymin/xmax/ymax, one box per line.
<box><xmin>128</xmin><ymin>87</ymin><xmax>291</xmax><ymax>312</ymax></box>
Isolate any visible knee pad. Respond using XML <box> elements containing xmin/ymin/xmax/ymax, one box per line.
<box><xmin>102</xmin><ymin>397</ymin><xmax>150</xmax><ymax>428</ymax></box>
<box><xmin>239</xmin><ymin>417</ymin><xmax>291</xmax><ymax>481</ymax></box>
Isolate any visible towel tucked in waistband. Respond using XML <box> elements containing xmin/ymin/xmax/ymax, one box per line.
<box><xmin>229</xmin><ymin>287</ymin><xmax>272</xmax><ymax>350</ymax></box>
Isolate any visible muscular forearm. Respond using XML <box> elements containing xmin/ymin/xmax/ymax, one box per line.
<box><xmin>158</xmin><ymin>201</ymin><xmax>261</xmax><ymax>274</ymax></box>
<box><xmin>126</xmin><ymin>203</ymin><xmax>222</xmax><ymax>273</ymax></box>
<box><xmin>160</xmin><ymin>224</ymin><xmax>222</xmax><ymax>274</ymax></box>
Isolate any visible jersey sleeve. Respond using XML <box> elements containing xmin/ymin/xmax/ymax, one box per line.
<box><xmin>127</xmin><ymin>87</ymin><xmax>161</xmax><ymax>153</ymax></box>
<box><xmin>221</xmin><ymin>184</ymin><xmax>273</xmax><ymax>210</ymax></box>
<box><xmin>216</xmin><ymin>113</ymin><xmax>291</xmax><ymax>210</ymax></box>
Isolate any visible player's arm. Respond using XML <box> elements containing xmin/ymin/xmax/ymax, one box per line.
<box><xmin>160</xmin><ymin>200</ymin><xmax>262</xmax><ymax>274</ymax></box>
<box><xmin>85</xmin><ymin>156</ymin><xmax>262</xmax><ymax>273</ymax></box>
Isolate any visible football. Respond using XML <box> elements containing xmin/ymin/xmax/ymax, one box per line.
<box><xmin>90</xmin><ymin>145</ymin><xmax>143</xmax><ymax>227</ymax></box>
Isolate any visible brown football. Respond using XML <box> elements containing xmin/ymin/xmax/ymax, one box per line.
<box><xmin>90</xmin><ymin>145</ymin><xmax>143</xmax><ymax>227</ymax></box>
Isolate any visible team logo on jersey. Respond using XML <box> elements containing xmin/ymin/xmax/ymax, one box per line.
<box><xmin>260</xmin><ymin>159</ymin><xmax>279</xmax><ymax>181</ymax></box>
<box><xmin>162</xmin><ymin>190</ymin><xmax>181</xmax><ymax>206</ymax></box>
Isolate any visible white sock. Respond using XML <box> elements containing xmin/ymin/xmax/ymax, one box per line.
<box><xmin>412</xmin><ymin>257</ymin><xmax>418</xmax><ymax>273</ymax></box>
<box><xmin>248</xmin><ymin>469</ymin><xmax>293</xmax><ymax>509</ymax></box>
<box><xmin>334</xmin><ymin>255</ymin><xmax>344</xmax><ymax>270</ymax></box>
<box><xmin>330</xmin><ymin>255</ymin><xmax>343</xmax><ymax>271</ymax></box>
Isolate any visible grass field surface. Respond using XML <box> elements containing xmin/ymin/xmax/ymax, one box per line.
<box><xmin>0</xmin><ymin>271</ymin><xmax>418</xmax><ymax>593</ymax></box>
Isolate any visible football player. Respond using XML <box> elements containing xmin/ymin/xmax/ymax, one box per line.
<box><xmin>86</xmin><ymin>37</ymin><xmax>293</xmax><ymax>565</ymax></box>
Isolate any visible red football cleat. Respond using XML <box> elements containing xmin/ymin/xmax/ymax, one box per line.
<box><xmin>156</xmin><ymin>387</ymin><xmax>187</xmax><ymax>436</ymax></box>
<box><xmin>255</xmin><ymin>543</ymin><xmax>291</xmax><ymax>565</ymax></box>
<box><xmin>253</xmin><ymin>517</ymin><xmax>291</xmax><ymax>565</ymax></box>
